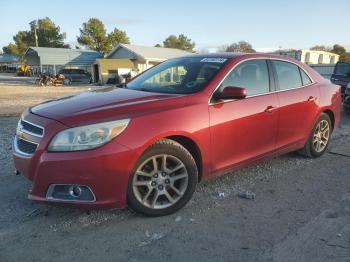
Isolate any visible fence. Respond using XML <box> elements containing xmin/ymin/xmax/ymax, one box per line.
<box><xmin>309</xmin><ymin>64</ymin><xmax>335</xmax><ymax>79</ymax></box>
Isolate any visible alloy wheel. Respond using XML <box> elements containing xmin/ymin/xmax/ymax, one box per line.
<box><xmin>132</xmin><ymin>154</ymin><xmax>188</xmax><ymax>209</ymax></box>
<box><xmin>312</xmin><ymin>120</ymin><xmax>330</xmax><ymax>153</ymax></box>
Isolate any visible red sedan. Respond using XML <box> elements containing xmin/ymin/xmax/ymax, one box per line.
<box><xmin>13</xmin><ymin>53</ymin><xmax>341</xmax><ymax>216</ymax></box>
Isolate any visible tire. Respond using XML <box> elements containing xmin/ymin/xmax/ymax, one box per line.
<box><xmin>299</xmin><ymin>113</ymin><xmax>332</xmax><ymax>158</ymax></box>
<box><xmin>64</xmin><ymin>78</ymin><xmax>72</xmax><ymax>85</ymax></box>
<box><xmin>127</xmin><ymin>139</ymin><xmax>198</xmax><ymax>216</ymax></box>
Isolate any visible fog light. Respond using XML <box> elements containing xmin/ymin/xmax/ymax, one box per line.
<box><xmin>69</xmin><ymin>185</ymin><xmax>82</xmax><ymax>197</ymax></box>
<box><xmin>46</xmin><ymin>184</ymin><xmax>96</xmax><ymax>202</ymax></box>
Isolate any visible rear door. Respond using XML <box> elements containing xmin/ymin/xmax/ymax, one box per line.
<box><xmin>271</xmin><ymin>60</ymin><xmax>320</xmax><ymax>149</ymax></box>
<box><xmin>209</xmin><ymin>59</ymin><xmax>279</xmax><ymax>172</ymax></box>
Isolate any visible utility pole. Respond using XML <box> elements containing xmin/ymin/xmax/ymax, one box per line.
<box><xmin>34</xmin><ymin>20</ymin><xmax>38</xmax><ymax>47</ymax></box>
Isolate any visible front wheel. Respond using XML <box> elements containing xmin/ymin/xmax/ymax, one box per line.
<box><xmin>299</xmin><ymin>113</ymin><xmax>332</xmax><ymax>158</ymax></box>
<box><xmin>127</xmin><ymin>139</ymin><xmax>198</xmax><ymax>216</ymax></box>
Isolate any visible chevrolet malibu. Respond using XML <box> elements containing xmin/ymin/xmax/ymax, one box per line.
<box><xmin>13</xmin><ymin>53</ymin><xmax>341</xmax><ymax>216</ymax></box>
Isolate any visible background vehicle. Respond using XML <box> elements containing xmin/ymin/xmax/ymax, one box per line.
<box><xmin>331</xmin><ymin>62</ymin><xmax>350</xmax><ymax>95</ymax></box>
<box><xmin>13</xmin><ymin>54</ymin><xmax>341</xmax><ymax>216</ymax></box>
<box><xmin>17</xmin><ymin>64</ymin><xmax>32</xmax><ymax>76</ymax></box>
<box><xmin>344</xmin><ymin>82</ymin><xmax>350</xmax><ymax>114</ymax></box>
<box><xmin>35</xmin><ymin>74</ymin><xmax>65</xmax><ymax>86</ymax></box>
<box><xmin>58</xmin><ymin>68</ymin><xmax>92</xmax><ymax>85</ymax></box>
<box><xmin>0</xmin><ymin>65</ymin><xmax>17</xmax><ymax>73</ymax></box>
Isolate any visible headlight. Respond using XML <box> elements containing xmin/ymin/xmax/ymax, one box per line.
<box><xmin>48</xmin><ymin>119</ymin><xmax>130</xmax><ymax>152</ymax></box>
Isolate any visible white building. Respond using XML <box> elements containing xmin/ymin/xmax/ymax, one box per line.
<box><xmin>106</xmin><ymin>44</ymin><xmax>189</xmax><ymax>72</ymax></box>
<box><xmin>94</xmin><ymin>44</ymin><xmax>190</xmax><ymax>84</ymax></box>
<box><xmin>270</xmin><ymin>49</ymin><xmax>339</xmax><ymax>64</ymax></box>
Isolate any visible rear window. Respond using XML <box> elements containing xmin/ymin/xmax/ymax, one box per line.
<box><xmin>273</xmin><ymin>60</ymin><xmax>302</xmax><ymax>90</ymax></box>
<box><xmin>59</xmin><ymin>69</ymin><xmax>70</xmax><ymax>74</ymax></box>
<box><xmin>300</xmin><ymin>69</ymin><xmax>312</xmax><ymax>86</ymax></box>
<box><xmin>71</xmin><ymin>69</ymin><xmax>85</xmax><ymax>74</ymax></box>
<box><xmin>334</xmin><ymin>62</ymin><xmax>350</xmax><ymax>76</ymax></box>
<box><xmin>59</xmin><ymin>69</ymin><xmax>86</xmax><ymax>74</ymax></box>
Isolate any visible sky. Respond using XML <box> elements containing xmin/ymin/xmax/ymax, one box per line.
<box><xmin>0</xmin><ymin>0</ymin><xmax>349</xmax><ymax>52</ymax></box>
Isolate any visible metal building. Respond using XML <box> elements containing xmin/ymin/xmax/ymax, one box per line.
<box><xmin>25</xmin><ymin>47</ymin><xmax>103</xmax><ymax>75</ymax></box>
<box><xmin>0</xmin><ymin>53</ymin><xmax>20</xmax><ymax>72</ymax></box>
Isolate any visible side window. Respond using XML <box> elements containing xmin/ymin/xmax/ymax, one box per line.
<box><xmin>273</xmin><ymin>61</ymin><xmax>302</xmax><ymax>90</ymax></box>
<box><xmin>299</xmin><ymin>68</ymin><xmax>312</xmax><ymax>86</ymax></box>
<box><xmin>221</xmin><ymin>59</ymin><xmax>270</xmax><ymax>96</ymax></box>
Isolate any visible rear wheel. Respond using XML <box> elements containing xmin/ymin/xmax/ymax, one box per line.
<box><xmin>299</xmin><ymin>113</ymin><xmax>332</xmax><ymax>158</ymax></box>
<box><xmin>127</xmin><ymin>139</ymin><xmax>198</xmax><ymax>216</ymax></box>
<box><xmin>64</xmin><ymin>78</ymin><xmax>72</xmax><ymax>85</ymax></box>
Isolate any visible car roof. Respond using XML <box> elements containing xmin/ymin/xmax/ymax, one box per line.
<box><xmin>181</xmin><ymin>52</ymin><xmax>301</xmax><ymax>63</ymax></box>
<box><xmin>182</xmin><ymin>52</ymin><xmax>244</xmax><ymax>59</ymax></box>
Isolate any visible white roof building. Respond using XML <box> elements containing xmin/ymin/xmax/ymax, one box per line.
<box><xmin>106</xmin><ymin>44</ymin><xmax>190</xmax><ymax>72</ymax></box>
<box><xmin>270</xmin><ymin>49</ymin><xmax>339</xmax><ymax>65</ymax></box>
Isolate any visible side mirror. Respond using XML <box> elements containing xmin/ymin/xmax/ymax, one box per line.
<box><xmin>217</xmin><ymin>86</ymin><xmax>247</xmax><ymax>100</ymax></box>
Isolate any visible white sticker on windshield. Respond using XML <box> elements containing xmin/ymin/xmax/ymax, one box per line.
<box><xmin>200</xmin><ymin>58</ymin><xmax>227</xmax><ymax>63</ymax></box>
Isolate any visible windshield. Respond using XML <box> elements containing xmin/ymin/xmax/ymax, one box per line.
<box><xmin>334</xmin><ymin>62</ymin><xmax>350</xmax><ymax>76</ymax></box>
<box><xmin>126</xmin><ymin>57</ymin><xmax>228</xmax><ymax>94</ymax></box>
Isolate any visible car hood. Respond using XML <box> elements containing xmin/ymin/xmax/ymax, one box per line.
<box><xmin>31</xmin><ymin>87</ymin><xmax>184</xmax><ymax>126</ymax></box>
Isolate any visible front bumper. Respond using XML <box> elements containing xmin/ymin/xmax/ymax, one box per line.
<box><xmin>13</xmin><ymin>111</ymin><xmax>137</xmax><ymax>209</ymax></box>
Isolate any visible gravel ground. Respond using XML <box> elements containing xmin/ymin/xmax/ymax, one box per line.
<box><xmin>0</xmin><ymin>74</ymin><xmax>349</xmax><ymax>261</ymax></box>
<box><xmin>0</xmin><ymin>73</ymin><xmax>94</xmax><ymax>116</ymax></box>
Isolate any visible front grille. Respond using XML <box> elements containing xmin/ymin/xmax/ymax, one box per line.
<box><xmin>20</xmin><ymin>120</ymin><xmax>44</xmax><ymax>137</ymax></box>
<box><xmin>16</xmin><ymin>137</ymin><xmax>37</xmax><ymax>155</ymax></box>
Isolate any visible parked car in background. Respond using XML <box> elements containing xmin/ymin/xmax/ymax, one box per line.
<box><xmin>343</xmin><ymin>82</ymin><xmax>350</xmax><ymax>114</ymax></box>
<box><xmin>331</xmin><ymin>62</ymin><xmax>350</xmax><ymax>95</ymax></box>
<box><xmin>58</xmin><ymin>68</ymin><xmax>92</xmax><ymax>85</ymax></box>
<box><xmin>13</xmin><ymin>53</ymin><xmax>341</xmax><ymax>216</ymax></box>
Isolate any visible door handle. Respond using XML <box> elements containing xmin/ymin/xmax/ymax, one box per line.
<box><xmin>264</xmin><ymin>106</ymin><xmax>277</xmax><ymax>113</ymax></box>
<box><xmin>308</xmin><ymin>96</ymin><xmax>317</xmax><ymax>102</ymax></box>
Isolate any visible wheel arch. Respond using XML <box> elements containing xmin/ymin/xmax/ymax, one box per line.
<box><xmin>322</xmin><ymin>109</ymin><xmax>335</xmax><ymax>130</ymax></box>
<box><xmin>134</xmin><ymin>131</ymin><xmax>205</xmax><ymax>182</ymax></box>
<box><xmin>165</xmin><ymin>135</ymin><xmax>203</xmax><ymax>182</ymax></box>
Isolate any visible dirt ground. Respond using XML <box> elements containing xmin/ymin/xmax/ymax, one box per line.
<box><xmin>0</xmin><ymin>73</ymin><xmax>92</xmax><ymax>116</ymax></box>
<box><xmin>0</xmin><ymin>74</ymin><xmax>349</xmax><ymax>262</ymax></box>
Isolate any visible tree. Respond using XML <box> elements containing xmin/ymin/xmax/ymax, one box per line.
<box><xmin>34</xmin><ymin>18</ymin><xmax>66</xmax><ymax>48</ymax></box>
<box><xmin>77</xmin><ymin>18</ymin><xmax>130</xmax><ymax>54</ymax></box>
<box><xmin>2</xmin><ymin>17</ymin><xmax>67</xmax><ymax>59</ymax></box>
<box><xmin>331</xmin><ymin>44</ymin><xmax>346</xmax><ymax>56</ymax></box>
<box><xmin>108</xmin><ymin>28</ymin><xmax>130</xmax><ymax>48</ymax></box>
<box><xmin>154</xmin><ymin>44</ymin><xmax>162</xmax><ymax>47</ymax></box>
<box><xmin>163</xmin><ymin>34</ymin><xmax>195</xmax><ymax>52</ymax></box>
<box><xmin>310</xmin><ymin>45</ymin><xmax>331</xmax><ymax>52</ymax></box>
<box><xmin>77</xmin><ymin>18</ymin><xmax>109</xmax><ymax>53</ymax></box>
<box><xmin>2</xmin><ymin>43</ymin><xmax>20</xmax><ymax>55</ymax></box>
<box><xmin>331</xmin><ymin>44</ymin><xmax>350</xmax><ymax>63</ymax></box>
<box><xmin>225</xmin><ymin>41</ymin><xmax>256</xmax><ymax>53</ymax></box>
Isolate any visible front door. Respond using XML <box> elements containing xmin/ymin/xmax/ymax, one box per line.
<box><xmin>209</xmin><ymin>59</ymin><xmax>279</xmax><ymax>173</ymax></box>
